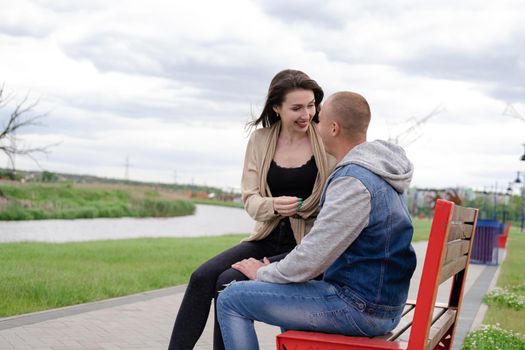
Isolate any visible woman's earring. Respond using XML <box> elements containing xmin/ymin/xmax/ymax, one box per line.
<box><xmin>276</xmin><ymin>113</ymin><xmax>280</xmax><ymax>118</ymax></box>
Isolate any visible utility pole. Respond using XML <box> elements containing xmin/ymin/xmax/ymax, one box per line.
<box><xmin>124</xmin><ymin>155</ymin><xmax>130</xmax><ymax>181</ymax></box>
<box><xmin>11</xmin><ymin>130</ymin><xmax>16</xmax><ymax>175</ymax></box>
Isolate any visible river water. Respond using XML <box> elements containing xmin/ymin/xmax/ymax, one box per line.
<box><xmin>0</xmin><ymin>205</ymin><xmax>255</xmax><ymax>243</ymax></box>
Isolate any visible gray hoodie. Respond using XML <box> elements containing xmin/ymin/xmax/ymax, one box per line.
<box><xmin>256</xmin><ymin>140</ymin><xmax>414</xmax><ymax>283</ymax></box>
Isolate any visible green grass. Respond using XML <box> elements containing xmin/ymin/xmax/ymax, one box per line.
<box><xmin>461</xmin><ymin>226</ymin><xmax>525</xmax><ymax>349</ymax></box>
<box><xmin>483</xmin><ymin>285</ymin><xmax>525</xmax><ymax>310</ymax></box>
<box><xmin>462</xmin><ymin>325</ymin><xmax>525</xmax><ymax>350</ymax></box>
<box><xmin>412</xmin><ymin>216</ymin><xmax>432</xmax><ymax>242</ymax></box>
<box><xmin>191</xmin><ymin>198</ymin><xmax>244</xmax><ymax>208</ymax></box>
<box><xmin>0</xmin><ymin>182</ymin><xmax>195</xmax><ymax>220</ymax></box>
<box><xmin>0</xmin><ymin>235</ymin><xmax>247</xmax><ymax>317</ymax></box>
<box><xmin>481</xmin><ymin>227</ymin><xmax>525</xmax><ymax>333</ymax></box>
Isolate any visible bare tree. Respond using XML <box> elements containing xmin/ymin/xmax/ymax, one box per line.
<box><xmin>387</xmin><ymin>105</ymin><xmax>445</xmax><ymax>147</ymax></box>
<box><xmin>0</xmin><ymin>85</ymin><xmax>55</xmax><ymax>171</ymax></box>
<box><xmin>503</xmin><ymin>103</ymin><xmax>525</xmax><ymax>122</ymax></box>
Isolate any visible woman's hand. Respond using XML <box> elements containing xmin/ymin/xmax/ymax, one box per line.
<box><xmin>273</xmin><ymin>196</ymin><xmax>300</xmax><ymax>216</ymax></box>
<box><xmin>232</xmin><ymin>257</ymin><xmax>270</xmax><ymax>280</ymax></box>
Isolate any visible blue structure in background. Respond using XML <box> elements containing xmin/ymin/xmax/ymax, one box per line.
<box><xmin>470</xmin><ymin>220</ymin><xmax>504</xmax><ymax>265</ymax></box>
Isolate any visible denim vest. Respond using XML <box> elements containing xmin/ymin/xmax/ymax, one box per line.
<box><xmin>320</xmin><ymin>164</ymin><xmax>417</xmax><ymax>318</ymax></box>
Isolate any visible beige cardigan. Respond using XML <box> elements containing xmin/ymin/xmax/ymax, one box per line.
<box><xmin>241</xmin><ymin>121</ymin><xmax>336</xmax><ymax>243</ymax></box>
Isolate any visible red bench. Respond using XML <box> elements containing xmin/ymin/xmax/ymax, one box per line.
<box><xmin>497</xmin><ymin>222</ymin><xmax>511</xmax><ymax>249</ymax></box>
<box><xmin>276</xmin><ymin>199</ymin><xmax>479</xmax><ymax>350</ymax></box>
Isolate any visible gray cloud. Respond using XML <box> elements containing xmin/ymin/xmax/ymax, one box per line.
<box><xmin>159</xmin><ymin>60</ymin><xmax>274</xmax><ymax>103</ymax></box>
<box><xmin>33</xmin><ymin>0</ymin><xmax>107</xmax><ymax>13</ymax></box>
<box><xmin>0</xmin><ymin>19</ymin><xmax>53</xmax><ymax>38</ymax></box>
<box><xmin>51</xmin><ymin>86</ymin><xmax>257</xmax><ymax>125</ymax></box>
<box><xmin>256</xmin><ymin>0</ymin><xmax>426</xmax><ymax>32</ymax></box>
<box><xmin>256</xmin><ymin>0</ymin><xmax>348</xmax><ymax>30</ymax></box>
<box><xmin>265</xmin><ymin>1</ymin><xmax>525</xmax><ymax>106</ymax></box>
<box><xmin>65</xmin><ymin>32</ymin><xmax>274</xmax><ymax>95</ymax></box>
<box><xmin>396</xmin><ymin>33</ymin><xmax>525</xmax><ymax>103</ymax></box>
<box><xmin>45</xmin><ymin>137</ymin><xmax>242</xmax><ymax>175</ymax></box>
<box><xmin>58</xmin><ymin>31</ymin><xmax>287</xmax><ymax>124</ymax></box>
<box><xmin>0</xmin><ymin>1</ymin><xmax>59</xmax><ymax>38</ymax></box>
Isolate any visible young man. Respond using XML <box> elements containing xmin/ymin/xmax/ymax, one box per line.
<box><xmin>217</xmin><ymin>91</ymin><xmax>417</xmax><ymax>350</ymax></box>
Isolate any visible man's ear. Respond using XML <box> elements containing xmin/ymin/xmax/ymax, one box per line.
<box><xmin>331</xmin><ymin>121</ymin><xmax>340</xmax><ymax>136</ymax></box>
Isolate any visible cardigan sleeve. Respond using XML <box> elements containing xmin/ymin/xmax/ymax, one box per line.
<box><xmin>241</xmin><ymin>130</ymin><xmax>279</xmax><ymax>222</ymax></box>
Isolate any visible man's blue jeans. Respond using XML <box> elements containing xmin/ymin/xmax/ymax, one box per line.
<box><xmin>217</xmin><ymin>280</ymin><xmax>400</xmax><ymax>350</ymax></box>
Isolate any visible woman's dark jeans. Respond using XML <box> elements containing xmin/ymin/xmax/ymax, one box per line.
<box><xmin>167</xmin><ymin>220</ymin><xmax>296</xmax><ymax>350</ymax></box>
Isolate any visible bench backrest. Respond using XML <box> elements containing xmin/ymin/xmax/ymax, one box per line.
<box><xmin>408</xmin><ymin>199</ymin><xmax>478</xmax><ymax>349</ymax></box>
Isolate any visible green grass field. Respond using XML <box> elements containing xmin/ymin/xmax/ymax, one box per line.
<box><xmin>412</xmin><ymin>216</ymin><xmax>432</xmax><ymax>241</ymax></box>
<box><xmin>0</xmin><ymin>235</ymin><xmax>247</xmax><ymax>317</ymax></box>
<box><xmin>482</xmin><ymin>226</ymin><xmax>525</xmax><ymax>333</ymax></box>
<box><xmin>191</xmin><ymin>198</ymin><xmax>244</xmax><ymax>208</ymax></box>
<box><xmin>462</xmin><ymin>225</ymin><xmax>525</xmax><ymax>348</ymax></box>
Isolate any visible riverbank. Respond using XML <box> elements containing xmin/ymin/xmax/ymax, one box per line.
<box><xmin>0</xmin><ymin>181</ymin><xmax>195</xmax><ymax>220</ymax></box>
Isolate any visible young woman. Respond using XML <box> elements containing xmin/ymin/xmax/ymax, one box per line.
<box><xmin>167</xmin><ymin>69</ymin><xmax>334</xmax><ymax>350</ymax></box>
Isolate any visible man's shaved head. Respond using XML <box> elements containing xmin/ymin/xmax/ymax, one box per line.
<box><xmin>324</xmin><ymin>91</ymin><xmax>370</xmax><ymax>140</ymax></box>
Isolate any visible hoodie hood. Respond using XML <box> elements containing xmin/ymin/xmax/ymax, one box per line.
<box><xmin>336</xmin><ymin>140</ymin><xmax>413</xmax><ymax>193</ymax></box>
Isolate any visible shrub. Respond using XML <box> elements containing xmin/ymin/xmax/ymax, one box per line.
<box><xmin>0</xmin><ymin>203</ymin><xmax>32</xmax><ymax>220</ymax></box>
<box><xmin>484</xmin><ymin>286</ymin><xmax>525</xmax><ymax>310</ymax></box>
<box><xmin>462</xmin><ymin>324</ymin><xmax>525</xmax><ymax>350</ymax></box>
<box><xmin>0</xmin><ymin>183</ymin><xmax>195</xmax><ymax>220</ymax></box>
<box><xmin>140</xmin><ymin>199</ymin><xmax>195</xmax><ymax>217</ymax></box>
<box><xmin>41</xmin><ymin>171</ymin><xmax>58</xmax><ymax>182</ymax></box>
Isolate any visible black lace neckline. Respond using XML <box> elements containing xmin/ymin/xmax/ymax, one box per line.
<box><xmin>271</xmin><ymin>155</ymin><xmax>315</xmax><ymax>170</ymax></box>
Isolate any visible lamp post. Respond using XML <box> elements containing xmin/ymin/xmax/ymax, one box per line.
<box><xmin>503</xmin><ymin>183</ymin><xmax>512</xmax><ymax>223</ymax></box>
<box><xmin>520</xmin><ymin>144</ymin><xmax>525</xmax><ymax>231</ymax></box>
<box><xmin>515</xmin><ymin>171</ymin><xmax>524</xmax><ymax>232</ymax></box>
<box><xmin>481</xmin><ymin>188</ymin><xmax>489</xmax><ymax>219</ymax></box>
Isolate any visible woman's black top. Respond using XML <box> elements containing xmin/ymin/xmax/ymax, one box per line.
<box><xmin>264</xmin><ymin>155</ymin><xmax>318</xmax><ymax>247</ymax></box>
<box><xmin>267</xmin><ymin>155</ymin><xmax>318</xmax><ymax>200</ymax></box>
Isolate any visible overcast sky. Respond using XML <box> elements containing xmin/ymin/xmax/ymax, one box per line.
<box><xmin>1</xmin><ymin>0</ymin><xmax>524</xmax><ymax>192</ymax></box>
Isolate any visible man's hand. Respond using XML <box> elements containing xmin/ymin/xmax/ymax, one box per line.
<box><xmin>273</xmin><ymin>196</ymin><xmax>300</xmax><ymax>217</ymax></box>
<box><xmin>232</xmin><ymin>257</ymin><xmax>270</xmax><ymax>280</ymax></box>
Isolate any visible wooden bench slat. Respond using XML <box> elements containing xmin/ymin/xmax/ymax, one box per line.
<box><xmin>444</xmin><ymin>240</ymin><xmax>470</xmax><ymax>263</ymax></box>
<box><xmin>451</xmin><ymin>206</ymin><xmax>477</xmax><ymax>223</ymax></box>
<box><xmin>381</xmin><ymin>304</ymin><xmax>449</xmax><ymax>344</ymax></box>
<box><xmin>381</xmin><ymin>305</ymin><xmax>416</xmax><ymax>341</ymax></box>
<box><xmin>428</xmin><ymin>309</ymin><xmax>457</xmax><ymax>349</ymax></box>
<box><xmin>447</xmin><ymin>223</ymin><xmax>475</xmax><ymax>241</ymax></box>
<box><xmin>439</xmin><ymin>255</ymin><xmax>468</xmax><ymax>284</ymax></box>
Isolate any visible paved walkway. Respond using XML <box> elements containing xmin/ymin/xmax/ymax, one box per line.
<box><xmin>0</xmin><ymin>242</ymin><xmax>503</xmax><ymax>350</ymax></box>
